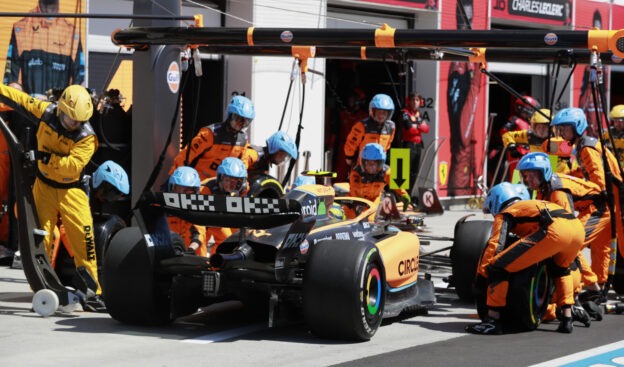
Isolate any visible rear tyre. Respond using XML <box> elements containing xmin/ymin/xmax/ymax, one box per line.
<box><xmin>55</xmin><ymin>215</ymin><xmax>126</xmax><ymax>290</ymax></box>
<box><xmin>303</xmin><ymin>240</ymin><xmax>385</xmax><ymax>341</ymax></box>
<box><xmin>102</xmin><ymin>227</ymin><xmax>172</xmax><ymax>325</ymax></box>
<box><xmin>450</xmin><ymin>218</ymin><xmax>493</xmax><ymax>302</ymax></box>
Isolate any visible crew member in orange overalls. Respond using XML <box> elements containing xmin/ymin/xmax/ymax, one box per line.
<box><xmin>551</xmin><ymin>107</ymin><xmax>624</xmax><ymax>302</ymax></box>
<box><xmin>344</xmin><ymin>93</ymin><xmax>395</xmax><ymax>169</ymax></box>
<box><xmin>167</xmin><ymin>166</ymin><xmax>207</xmax><ymax>257</ymax></box>
<box><xmin>466</xmin><ymin>182</ymin><xmax>585</xmax><ymax>334</ymax></box>
<box><xmin>0</xmin><ymin>83</ymin><xmax>105</xmax><ymax>311</ymax></box>
<box><xmin>400</xmin><ymin>92</ymin><xmax>429</xmax><ymax>200</ymax></box>
<box><xmin>169</xmin><ymin>95</ymin><xmax>254</xmax><ymax>181</ymax></box>
<box><xmin>3</xmin><ymin>0</ymin><xmax>84</xmax><ymax>98</ymax></box>
<box><xmin>200</xmin><ymin>157</ymin><xmax>249</xmax><ymax>255</ymax></box>
<box><xmin>517</xmin><ymin>152</ymin><xmax>605</xmax><ymax>322</ymax></box>
<box><xmin>349</xmin><ymin>143</ymin><xmax>410</xmax><ymax>210</ymax></box>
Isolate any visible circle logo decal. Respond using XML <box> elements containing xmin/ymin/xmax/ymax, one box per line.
<box><xmin>544</xmin><ymin>33</ymin><xmax>558</xmax><ymax>46</ymax></box>
<box><xmin>166</xmin><ymin>61</ymin><xmax>180</xmax><ymax>94</ymax></box>
<box><xmin>280</xmin><ymin>30</ymin><xmax>294</xmax><ymax>43</ymax></box>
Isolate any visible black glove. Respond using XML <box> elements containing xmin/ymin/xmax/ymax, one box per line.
<box><xmin>36</xmin><ymin>151</ymin><xmax>51</xmax><ymax>164</ymax></box>
<box><xmin>507</xmin><ymin>144</ymin><xmax>522</xmax><ymax>158</ymax></box>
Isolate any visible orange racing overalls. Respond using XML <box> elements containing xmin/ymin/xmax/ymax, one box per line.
<box><xmin>344</xmin><ymin>117</ymin><xmax>395</xmax><ymax>165</ymax></box>
<box><xmin>0</xmin><ymin>84</ymin><xmax>100</xmax><ymax>293</ymax></box>
<box><xmin>536</xmin><ymin>173</ymin><xmax>610</xmax><ymax>284</ymax></box>
<box><xmin>568</xmin><ymin>136</ymin><xmax>624</xmax><ymax>257</ymax></box>
<box><xmin>167</xmin><ymin>215</ymin><xmax>207</xmax><ymax>257</ymax></box>
<box><xmin>478</xmin><ymin>200</ymin><xmax>584</xmax><ymax>309</ymax></box>
<box><xmin>199</xmin><ymin>178</ymin><xmax>249</xmax><ymax>255</ymax></box>
<box><xmin>348</xmin><ymin>164</ymin><xmax>408</xmax><ymax>203</ymax></box>
<box><xmin>169</xmin><ymin>121</ymin><xmax>249</xmax><ymax>181</ymax></box>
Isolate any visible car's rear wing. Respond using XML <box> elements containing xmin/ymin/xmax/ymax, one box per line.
<box><xmin>141</xmin><ymin>191</ymin><xmax>302</xmax><ymax>229</ymax></box>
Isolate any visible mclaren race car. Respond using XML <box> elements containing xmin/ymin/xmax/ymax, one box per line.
<box><xmin>102</xmin><ymin>183</ymin><xmax>435</xmax><ymax>341</ymax></box>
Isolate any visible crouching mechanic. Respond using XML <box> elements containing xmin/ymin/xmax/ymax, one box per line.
<box><xmin>91</xmin><ymin>160</ymin><xmax>130</xmax><ymax>222</ymax></box>
<box><xmin>0</xmin><ymin>83</ymin><xmax>105</xmax><ymax>311</ymax></box>
<box><xmin>517</xmin><ymin>152</ymin><xmax>603</xmax><ymax>321</ymax></box>
<box><xmin>167</xmin><ymin>167</ymin><xmax>207</xmax><ymax>257</ymax></box>
<box><xmin>349</xmin><ymin>143</ymin><xmax>410</xmax><ymax>212</ymax></box>
<box><xmin>466</xmin><ymin>182</ymin><xmax>585</xmax><ymax>334</ymax></box>
<box><xmin>200</xmin><ymin>157</ymin><xmax>249</xmax><ymax>255</ymax></box>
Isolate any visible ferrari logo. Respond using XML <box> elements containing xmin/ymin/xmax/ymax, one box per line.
<box><xmin>439</xmin><ymin>161</ymin><xmax>448</xmax><ymax>186</ymax></box>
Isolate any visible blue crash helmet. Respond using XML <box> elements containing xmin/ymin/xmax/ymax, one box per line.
<box><xmin>217</xmin><ymin>157</ymin><xmax>248</xmax><ymax>179</ymax></box>
<box><xmin>360</xmin><ymin>143</ymin><xmax>387</xmax><ymax>162</ymax></box>
<box><xmin>92</xmin><ymin>160</ymin><xmax>130</xmax><ymax>195</ymax></box>
<box><xmin>483</xmin><ymin>182</ymin><xmax>530</xmax><ymax>215</ymax></box>
<box><xmin>551</xmin><ymin>107</ymin><xmax>587</xmax><ymax>136</ymax></box>
<box><xmin>267</xmin><ymin>131</ymin><xmax>298</xmax><ymax>160</ymax></box>
<box><xmin>217</xmin><ymin>157</ymin><xmax>247</xmax><ymax>194</ymax></box>
<box><xmin>226</xmin><ymin>95</ymin><xmax>255</xmax><ymax>121</ymax></box>
<box><xmin>369</xmin><ymin>93</ymin><xmax>395</xmax><ymax>118</ymax></box>
<box><xmin>168</xmin><ymin>166</ymin><xmax>201</xmax><ymax>191</ymax></box>
<box><xmin>517</xmin><ymin>152</ymin><xmax>553</xmax><ymax>182</ymax></box>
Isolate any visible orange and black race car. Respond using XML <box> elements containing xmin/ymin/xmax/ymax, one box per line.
<box><xmin>102</xmin><ymin>181</ymin><xmax>435</xmax><ymax>341</ymax></box>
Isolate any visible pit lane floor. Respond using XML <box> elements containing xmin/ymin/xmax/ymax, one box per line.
<box><xmin>1</xmin><ymin>207</ymin><xmax>624</xmax><ymax>367</ymax></box>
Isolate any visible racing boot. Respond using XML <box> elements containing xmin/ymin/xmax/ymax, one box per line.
<box><xmin>84</xmin><ymin>295</ymin><xmax>107</xmax><ymax>313</ymax></box>
<box><xmin>571</xmin><ymin>305</ymin><xmax>591</xmax><ymax>327</ymax></box>
<box><xmin>578</xmin><ymin>289</ymin><xmax>606</xmax><ymax>305</ymax></box>
<box><xmin>582</xmin><ymin>300</ymin><xmax>604</xmax><ymax>321</ymax></box>
<box><xmin>556</xmin><ymin>316</ymin><xmax>574</xmax><ymax>333</ymax></box>
<box><xmin>465</xmin><ymin>318</ymin><xmax>503</xmax><ymax>335</ymax></box>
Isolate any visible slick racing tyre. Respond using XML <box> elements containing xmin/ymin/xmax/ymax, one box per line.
<box><xmin>504</xmin><ymin>262</ymin><xmax>553</xmax><ymax>331</ymax></box>
<box><xmin>450</xmin><ymin>218</ymin><xmax>493</xmax><ymax>302</ymax></box>
<box><xmin>102</xmin><ymin>227</ymin><xmax>172</xmax><ymax>325</ymax></box>
<box><xmin>303</xmin><ymin>240</ymin><xmax>385</xmax><ymax>341</ymax></box>
<box><xmin>55</xmin><ymin>215</ymin><xmax>126</xmax><ymax>291</ymax></box>
<box><xmin>248</xmin><ymin>175</ymin><xmax>284</xmax><ymax>199</ymax></box>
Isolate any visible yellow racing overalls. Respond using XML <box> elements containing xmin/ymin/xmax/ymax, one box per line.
<box><xmin>0</xmin><ymin>84</ymin><xmax>100</xmax><ymax>293</ymax></box>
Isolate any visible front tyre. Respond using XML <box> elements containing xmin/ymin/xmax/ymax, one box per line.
<box><xmin>450</xmin><ymin>217</ymin><xmax>493</xmax><ymax>302</ymax></box>
<box><xmin>303</xmin><ymin>240</ymin><xmax>385</xmax><ymax>341</ymax></box>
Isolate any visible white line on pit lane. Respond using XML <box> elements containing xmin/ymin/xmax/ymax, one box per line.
<box><xmin>181</xmin><ymin>323</ymin><xmax>267</xmax><ymax>344</ymax></box>
<box><xmin>529</xmin><ymin>340</ymin><xmax>624</xmax><ymax>366</ymax></box>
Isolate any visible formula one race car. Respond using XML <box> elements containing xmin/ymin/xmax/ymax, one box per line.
<box><xmin>102</xmin><ymin>182</ymin><xmax>435</xmax><ymax>341</ymax></box>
